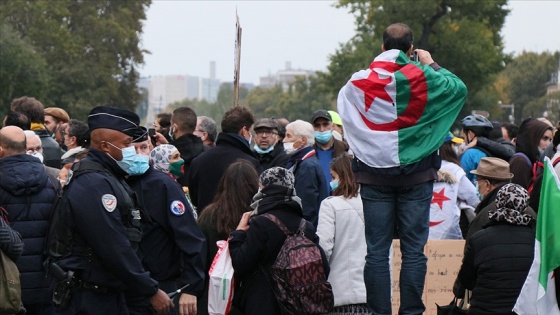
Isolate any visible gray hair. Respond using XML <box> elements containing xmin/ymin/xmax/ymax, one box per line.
<box><xmin>198</xmin><ymin>116</ymin><xmax>217</xmax><ymax>142</ymax></box>
<box><xmin>286</xmin><ymin>119</ymin><xmax>315</xmax><ymax>146</ymax></box>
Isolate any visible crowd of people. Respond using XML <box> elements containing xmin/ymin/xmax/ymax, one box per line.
<box><xmin>1</xmin><ymin>22</ymin><xmax>559</xmax><ymax>315</ymax></box>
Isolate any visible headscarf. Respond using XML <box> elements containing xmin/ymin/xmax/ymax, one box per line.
<box><xmin>489</xmin><ymin>183</ymin><xmax>534</xmax><ymax>226</ymax></box>
<box><xmin>149</xmin><ymin>144</ymin><xmax>178</xmax><ymax>173</ymax></box>
<box><xmin>250</xmin><ymin>167</ymin><xmax>302</xmax><ymax>216</ymax></box>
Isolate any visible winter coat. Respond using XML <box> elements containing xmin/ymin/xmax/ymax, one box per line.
<box><xmin>228</xmin><ymin>185</ymin><xmax>329</xmax><ymax>315</ymax></box>
<box><xmin>254</xmin><ymin>143</ymin><xmax>290</xmax><ymax>172</ymax></box>
<box><xmin>316</xmin><ymin>194</ymin><xmax>367</xmax><ymax>307</ymax></box>
<box><xmin>429</xmin><ymin>162</ymin><xmax>474</xmax><ymax>239</ymax></box>
<box><xmin>35</xmin><ymin>129</ymin><xmax>63</xmax><ymax>169</ymax></box>
<box><xmin>457</xmin><ymin>223</ymin><xmax>535</xmax><ymax>315</ymax></box>
<box><xmin>0</xmin><ymin>154</ymin><xmax>59</xmax><ymax>305</ymax></box>
<box><xmin>188</xmin><ymin>133</ymin><xmax>260</xmax><ymax>213</ymax></box>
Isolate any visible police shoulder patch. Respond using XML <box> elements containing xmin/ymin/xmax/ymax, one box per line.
<box><xmin>170</xmin><ymin>200</ymin><xmax>185</xmax><ymax>216</ymax></box>
<box><xmin>102</xmin><ymin>194</ymin><xmax>117</xmax><ymax>212</ymax></box>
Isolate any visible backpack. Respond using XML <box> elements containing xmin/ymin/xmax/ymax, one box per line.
<box><xmin>0</xmin><ymin>208</ymin><xmax>24</xmax><ymax>315</ymax></box>
<box><xmin>510</xmin><ymin>152</ymin><xmax>543</xmax><ymax>194</ymax></box>
<box><xmin>261</xmin><ymin>213</ymin><xmax>334</xmax><ymax>315</ymax></box>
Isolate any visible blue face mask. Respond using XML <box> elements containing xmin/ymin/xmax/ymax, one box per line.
<box><xmin>107</xmin><ymin>142</ymin><xmax>148</xmax><ymax>175</ymax></box>
<box><xmin>330</xmin><ymin>179</ymin><xmax>339</xmax><ymax>191</ymax></box>
<box><xmin>314</xmin><ymin>130</ymin><xmax>332</xmax><ymax>144</ymax></box>
<box><xmin>254</xmin><ymin>144</ymin><xmax>274</xmax><ymax>154</ymax></box>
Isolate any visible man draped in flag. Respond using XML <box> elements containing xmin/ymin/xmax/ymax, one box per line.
<box><xmin>337</xmin><ymin>23</ymin><xmax>467</xmax><ymax>314</ymax></box>
<box><xmin>513</xmin><ymin>157</ymin><xmax>560</xmax><ymax>315</ymax></box>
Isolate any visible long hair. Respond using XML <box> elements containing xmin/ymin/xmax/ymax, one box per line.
<box><xmin>330</xmin><ymin>155</ymin><xmax>359</xmax><ymax>199</ymax></box>
<box><xmin>198</xmin><ymin>160</ymin><xmax>259</xmax><ymax>235</ymax></box>
<box><xmin>440</xmin><ymin>141</ymin><xmax>460</xmax><ymax>166</ymax></box>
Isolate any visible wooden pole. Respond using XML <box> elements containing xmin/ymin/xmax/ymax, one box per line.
<box><xmin>233</xmin><ymin>10</ymin><xmax>242</xmax><ymax>107</ymax></box>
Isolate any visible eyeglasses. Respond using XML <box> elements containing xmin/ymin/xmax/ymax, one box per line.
<box><xmin>254</xmin><ymin>130</ymin><xmax>278</xmax><ymax>136</ymax></box>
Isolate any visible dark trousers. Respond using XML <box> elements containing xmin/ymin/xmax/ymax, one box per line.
<box><xmin>55</xmin><ymin>290</ymin><xmax>128</xmax><ymax>315</ymax></box>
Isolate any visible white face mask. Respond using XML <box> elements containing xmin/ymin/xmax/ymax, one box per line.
<box><xmin>27</xmin><ymin>150</ymin><xmax>44</xmax><ymax>163</ymax></box>
<box><xmin>284</xmin><ymin>142</ymin><xmax>295</xmax><ymax>154</ymax></box>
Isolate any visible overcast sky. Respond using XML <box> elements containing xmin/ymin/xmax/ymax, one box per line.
<box><xmin>139</xmin><ymin>1</ymin><xmax>560</xmax><ymax>85</ymax></box>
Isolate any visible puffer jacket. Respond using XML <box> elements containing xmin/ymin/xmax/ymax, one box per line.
<box><xmin>0</xmin><ymin>154</ymin><xmax>59</xmax><ymax>305</ymax></box>
<box><xmin>458</xmin><ymin>223</ymin><xmax>535</xmax><ymax>315</ymax></box>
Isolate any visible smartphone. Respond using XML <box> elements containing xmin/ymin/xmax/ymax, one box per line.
<box><xmin>410</xmin><ymin>51</ymin><xmax>418</xmax><ymax>62</ymax></box>
<box><xmin>148</xmin><ymin>128</ymin><xmax>156</xmax><ymax>146</ymax></box>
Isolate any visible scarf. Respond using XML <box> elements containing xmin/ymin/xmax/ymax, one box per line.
<box><xmin>149</xmin><ymin>144</ymin><xmax>178</xmax><ymax>173</ymax></box>
<box><xmin>489</xmin><ymin>183</ymin><xmax>534</xmax><ymax>226</ymax></box>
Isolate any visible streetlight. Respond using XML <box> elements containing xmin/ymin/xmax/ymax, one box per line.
<box><xmin>498</xmin><ymin>101</ymin><xmax>515</xmax><ymax>124</ymax></box>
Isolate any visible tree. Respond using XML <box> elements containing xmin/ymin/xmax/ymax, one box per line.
<box><xmin>502</xmin><ymin>51</ymin><xmax>559</xmax><ymax>122</ymax></box>
<box><xmin>0</xmin><ymin>23</ymin><xmax>50</xmax><ymax>119</ymax></box>
<box><xmin>0</xmin><ymin>0</ymin><xmax>151</xmax><ymax>119</ymax></box>
<box><xmin>323</xmin><ymin>0</ymin><xmax>509</xmax><ymax>117</ymax></box>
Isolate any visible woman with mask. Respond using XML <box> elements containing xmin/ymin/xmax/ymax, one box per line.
<box><xmin>197</xmin><ymin>160</ymin><xmax>259</xmax><ymax>315</ymax></box>
<box><xmin>126</xmin><ymin>133</ymin><xmax>206</xmax><ymax>315</ymax></box>
<box><xmin>509</xmin><ymin>118</ymin><xmax>553</xmax><ymax>193</ymax></box>
<box><xmin>316</xmin><ymin>156</ymin><xmax>371</xmax><ymax>314</ymax></box>
<box><xmin>150</xmin><ymin>144</ymin><xmax>186</xmax><ymax>180</ymax></box>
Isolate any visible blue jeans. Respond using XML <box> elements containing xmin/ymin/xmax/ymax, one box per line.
<box><xmin>361</xmin><ymin>181</ymin><xmax>433</xmax><ymax>315</ymax></box>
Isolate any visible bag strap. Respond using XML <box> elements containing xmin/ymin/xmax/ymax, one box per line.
<box><xmin>553</xmin><ymin>157</ymin><xmax>560</xmax><ymax>167</ymax></box>
<box><xmin>262</xmin><ymin>213</ymin><xmax>306</xmax><ymax>236</ymax></box>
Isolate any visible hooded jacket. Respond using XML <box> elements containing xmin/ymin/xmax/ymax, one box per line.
<box><xmin>510</xmin><ymin>118</ymin><xmax>553</xmax><ymax>189</ymax></box>
<box><xmin>0</xmin><ymin>154</ymin><xmax>59</xmax><ymax>305</ymax></box>
<box><xmin>171</xmin><ymin>133</ymin><xmax>206</xmax><ymax>186</ymax></box>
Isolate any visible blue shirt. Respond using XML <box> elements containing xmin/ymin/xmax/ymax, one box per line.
<box><xmin>316</xmin><ymin>146</ymin><xmax>334</xmax><ymax>184</ymax></box>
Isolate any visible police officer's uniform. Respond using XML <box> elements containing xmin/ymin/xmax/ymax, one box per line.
<box><xmin>125</xmin><ymin>130</ymin><xmax>207</xmax><ymax>314</ymax></box>
<box><xmin>49</xmin><ymin>106</ymin><xmax>159</xmax><ymax>315</ymax></box>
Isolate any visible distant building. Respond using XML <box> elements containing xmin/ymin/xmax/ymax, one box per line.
<box><xmin>545</xmin><ymin>59</ymin><xmax>560</xmax><ymax>122</ymax></box>
<box><xmin>259</xmin><ymin>61</ymin><xmax>315</xmax><ymax>90</ymax></box>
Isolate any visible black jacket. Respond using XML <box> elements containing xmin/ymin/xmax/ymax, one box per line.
<box><xmin>188</xmin><ymin>133</ymin><xmax>260</xmax><ymax>213</ymax></box>
<box><xmin>458</xmin><ymin>223</ymin><xmax>535</xmax><ymax>315</ymax></box>
<box><xmin>0</xmin><ymin>154</ymin><xmax>59</xmax><ymax>305</ymax></box>
<box><xmin>171</xmin><ymin>133</ymin><xmax>206</xmax><ymax>186</ymax></box>
<box><xmin>126</xmin><ymin>167</ymin><xmax>206</xmax><ymax>297</ymax></box>
<box><xmin>228</xmin><ymin>185</ymin><xmax>329</xmax><ymax>315</ymax></box>
<box><xmin>35</xmin><ymin>129</ymin><xmax>64</xmax><ymax>169</ymax></box>
<box><xmin>253</xmin><ymin>143</ymin><xmax>290</xmax><ymax>172</ymax></box>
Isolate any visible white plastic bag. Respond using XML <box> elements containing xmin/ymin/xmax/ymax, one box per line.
<box><xmin>208</xmin><ymin>240</ymin><xmax>234</xmax><ymax>315</ymax></box>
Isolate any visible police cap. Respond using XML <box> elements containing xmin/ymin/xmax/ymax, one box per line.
<box><xmin>88</xmin><ymin>106</ymin><xmax>140</xmax><ymax>137</ymax></box>
<box><xmin>132</xmin><ymin>126</ymin><xmax>149</xmax><ymax>143</ymax></box>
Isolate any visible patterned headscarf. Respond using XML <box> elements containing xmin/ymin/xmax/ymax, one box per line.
<box><xmin>259</xmin><ymin>166</ymin><xmax>295</xmax><ymax>189</ymax></box>
<box><xmin>149</xmin><ymin>144</ymin><xmax>178</xmax><ymax>173</ymax></box>
<box><xmin>489</xmin><ymin>183</ymin><xmax>534</xmax><ymax>226</ymax></box>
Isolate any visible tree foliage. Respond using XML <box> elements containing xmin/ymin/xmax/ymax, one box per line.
<box><xmin>323</xmin><ymin>0</ymin><xmax>509</xmax><ymax>117</ymax></box>
<box><xmin>0</xmin><ymin>0</ymin><xmax>151</xmax><ymax>119</ymax></box>
<box><xmin>502</xmin><ymin>51</ymin><xmax>559</xmax><ymax>122</ymax></box>
<box><xmin>0</xmin><ymin>23</ymin><xmax>50</xmax><ymax>119</ymax></box>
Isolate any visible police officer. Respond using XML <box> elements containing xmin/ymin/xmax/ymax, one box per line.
<box><xmin>48</xmin><ymin>106</ymin><xmax>173</xmax><ymax>314</ymax></box>
<box><xmin>126</xmin><ymin>129</ymin><xmax>206</xmax><ymax>315</ymax></box>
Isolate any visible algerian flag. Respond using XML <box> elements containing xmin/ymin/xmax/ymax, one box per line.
<box><xmin>513</xmin><ymin>157</ymin><xmax>560</xmax><ymax>315</ymax></box>
<box><xmin>337</xmin><ymin>49</ymin><xmax>467</xmax><ymax>168</ymax></box>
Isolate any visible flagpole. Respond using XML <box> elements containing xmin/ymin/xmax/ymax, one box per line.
<box><xmin>233</xmin><ymin>9</ymin><xmax>242</xmax><ymax>107</ymax></box>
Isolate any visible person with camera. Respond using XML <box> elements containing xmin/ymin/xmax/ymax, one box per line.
<box><xmin>337</xmin><ymin>23</ymin><xmax>467</xmax><ymax>314</ymax></box>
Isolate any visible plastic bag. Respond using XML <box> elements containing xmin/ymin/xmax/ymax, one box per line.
<box><xmin>208</xmin><ymin>240</ymin><xmax>234</xmax><ymax>315</ymax></box>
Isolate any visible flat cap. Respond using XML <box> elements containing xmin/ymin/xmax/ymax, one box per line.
<box><xmin>88</xmin><ymin>106</ymin><xmax>140</xmax><ymax>137</ymax></box>
<box><xmin>254</xmin><ymin>118</ymin><xmax>278</xmax><ymax>130</ymax></box>
<box><xmin>44</xmin><ymin>107</ymin><xmax>70</xmax><ymax>123</ymax></box>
